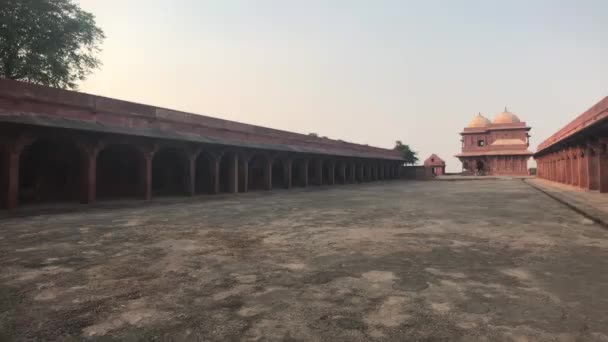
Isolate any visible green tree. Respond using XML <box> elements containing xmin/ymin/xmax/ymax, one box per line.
<box><xmin>0</xmin><ymin>0</ymin><xmax>105</xmax><ymax>89</ymax></box>
<box><xmin>393</xmin><ymin>140</ymin><xmax>418</xmax><ymax>165</ymax></box>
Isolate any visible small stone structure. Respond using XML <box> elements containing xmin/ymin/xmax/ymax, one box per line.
<box><xmin>455</xmin><ymin>109</ymin><xmax>533</xmax><ymax>175</ymax></box>
<box><xmin>0</xmin><ymin>79</ymin><xmax>403</xmax><ymax>210</ymax></box>
<box><xmin>423</xmin><ymin>154</ymin><xmax>445</xmax><ymax>176</ymax></box>
<box><xmin>534</xmin><ymin>96</ymin><xmax>608</xmax><ymax>192</ymax></box>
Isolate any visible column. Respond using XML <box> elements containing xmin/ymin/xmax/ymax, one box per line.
<box><xmin>5</xmin><ymin>148</ymin><xmax>20</xmax><ymax>210</ymax></box>
<box><xmin>328</xmin><ymin>161</ymin><xmax>335</xmax><ymax>185</ymax></box>
<box><xmin>142</xmin><ymin>152</ymin><xmax>153</xmax><ymax>200</ymax></box>
<box><xmin>572</xmin><ymin>156</ymin><xmax>578</xmax><ymax>187</ymax></box>
<box><xmin>559</xmin><ymin>156</ymin><xmax>564</xmax><ymax>183</ymax></box>
<box><xmin>185</xmin><ymin>154</ymin><xmax>196</xmax><ymax>196</ymax></box>
<box><xmin>599</xmin><ymin>144</ymin><xmax>608</xmax><ymax>193</ymax></box>
<box><xmin>238</xmin><ymin>156</ymin><xmax>249</xmax><ymax>193</ymax></box>
<box><xmin>228</xmin><ymin>153</ymin><xmax>238</xmax><ymax>193</ymax></box>
<box><xmin>264</xmin><ymin>157</ymin><xmax>272</xmax><ymax>191</ymax></box>
<box><xmin>565</xmin><ymin>155</ymin><xmax>572</xmax><ymax>184</ymax></box>
<box><xmin>587</xmin><ymin>145</ymin><xmax>599</xmax><ymax>191</ymax></box>
<box><xmin>315</xmin><ymin>159</ymin><xmax>323</xmax><ymax>185</ymax></box>
<box><xmin>300</xmin><ymin>159</ymin><xmax>309</xmax><ymax>187</ymax></box>
<box><xmin>339</xmin><ymin>163</ymin><xmax>346</xmax><ymax>184</ymax></box>
<box><xmin>210</xmin><ymin>156</ymin><xmax>220</xmax><ymax>194</ymax></box>
<box><xmin>349</xmin><ymin>163</ymin><xmax>356</xmax><ymax>183</ymax></box>
<box><xmin>579</xmin><ymin>150</ymin><xmax>588</xmax><ymax>189</ymax></box>
<box><xmin>81</xmin><ymin>149</ymin><xmax>97</xmax><ymax>204</ymax></box>
<box><xmin>284</xmin><ymin>159</ymin><xmax>292</xmax><ymax>189</ymax></box>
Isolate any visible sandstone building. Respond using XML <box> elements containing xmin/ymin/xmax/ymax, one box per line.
<box><xmin>456</xmin><ymin>109</ymin><xmax>532</xmax><ymax>175</ymax></box>
<box><xmin>423</xmin><ymin>154</ymin><xmax>445</xmax><ymax>176</ymax></box>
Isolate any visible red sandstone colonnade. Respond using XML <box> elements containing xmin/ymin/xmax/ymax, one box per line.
<box><xmin>0</xmin><ymin>127</ymin><xmax>403</xmax><ymax>210</ymax></box>
<box><xmin>536</xmin><ymin>142</ymin><xmax>608</xmax><ymax>193</ymax></box>
<box><xmin>534</xmin><ymin>95</ymin><xmax>608</xmax><ymax>192</ymax></box>
<box><xmin>0</xmin><ymin>79</ymin><xmax>403</xmax><ymax>210</ymax></box>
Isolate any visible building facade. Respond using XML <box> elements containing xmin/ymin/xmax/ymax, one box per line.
<box><xmin>0</xmin><ymin>79</ymin><xmax>403</xmax><ymax>210</ymax></box>
<box><xmin>455</xmin><ymin>109</ymin><xmax>532</xmax><ymax>175</ymax></box>
<box><xmin>535</xmin><ymin>96</ymin><xmax>608</xmax><ymax>192</ymax></box>
<box><xmin>423</xmin><ymin>154</ymin><xmax>445</xmax><ymax>176</ymax></box>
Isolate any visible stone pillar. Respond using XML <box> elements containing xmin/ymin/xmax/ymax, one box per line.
<box><xmin>284</xmin><ymin>159</ymin><xmax>293</xmax><ymax>189</ymax></box>
<box><xmin>264</xmin><ymin>157</ymin><xmax>272</xmax><ymax>191</ymax></box>
<box><xmin>315</xmin><ymin>159</ymin><xmax>323</xmax><ymax>185</ymax></box>
<box><xmin>572</xmin><ymin>156</ymin><xmax>578</xmax><ymax>187</ymax></box>
<box><xmin>346</xmin><ymin>163</ymin><xmax>353</xmax><ymax>183</ymax></box>
<box><xmin>562</xmin><ymin>154</ymin><xmax>568</xmax><ymax>183</ymax></box>
<box><xmin>339</xmin><ymin>163</ymin><xmax>346</xmax><ymax>184</ymax></box>
<box><xmin>328</xmin><ymin>161</ymin><xmax>335</xmax><ymax>185</ymax></box>
<box><xmin>300</xmin><ymin>159</ymin><xmax>309</xmax><ymax>187</ymax></box>
<box><xmin>228</xmin><ymin>153</ymin><xmax>238</xmax><ymax>193</ymax></box>
<box><xmin>186</xmin><ymin>154</ymin><xmax>196</xmax><ymax>196</ymax></box>
<box><xmin>239</xmin><ymin>156</ymin><xmax>249</xmax><ymax>193</ymax></box>
<box><xmin>210</xmin><ymin>156</ymin><xmax>220</xmax><ymax>194</ymax></box>
<box><xmin>599</xmin><ymin>144</ymin><xmax>608</xmax><ymax>193</ymax></box>
<box><xmin>5</xmin><ymin>148</ymin><xmax>20</xmax><ymax>210</ymax></box>
<box><xmin>142</xmin><ymin>152</ymin><xmax>153</xmax><ymax>200</ymax></box>
<box><xmin>579</xmin><ymin>150</ymin><xmax>588</xmax><ymax>189</ymax></box>
<box><xmin>564</xmin><ymin>155</ymin><xmax>572</xmax><ymax>184</ymax></box>
<box><xmin>81</xmin><ymin>149</ymin><xmax>97</xmax><ymax>204</ymax></box>
<box><xmin>587</xmin><ymin>145</ymin><xmax>599</xmax><ymax>191</ymax></box>
<box><xmin>560</xmin><ymin>156</ymin><xmax>565</xmax><ymax>183</ymax></box>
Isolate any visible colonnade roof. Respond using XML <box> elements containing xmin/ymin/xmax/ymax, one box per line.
<box><xmin>0</xmin><ymin>79</ymin><xmax>402</xmax><ymax>161</ymax></box>
<box><xmin>536</xmin><ymin>96</ymin><xmax>608</xmax><ymax>154</ymax></box>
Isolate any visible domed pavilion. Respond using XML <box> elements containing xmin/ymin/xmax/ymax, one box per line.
<box><xmin>455</xmin><ymin>108</ymin><xmax>532</xmax><ymax>175</ymax></box>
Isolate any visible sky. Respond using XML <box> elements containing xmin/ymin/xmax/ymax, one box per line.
<box><xmin>79</xmin><ymin>0</ymin><xmax>608</xmax><ymax>172</ymax></box>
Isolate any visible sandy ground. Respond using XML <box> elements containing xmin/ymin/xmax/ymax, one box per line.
<box><xmin>1</xmin><ymin>180</ymin><xmax>608</xmax><ymax>341</ymax></box>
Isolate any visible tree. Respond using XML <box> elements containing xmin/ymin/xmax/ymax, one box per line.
<box><xmin>393</xmin><ymin>140</ymin><xmax>419</xmax><ymax>165</ymax></box>
<box><xmin>308</xmin><ymin>133</ymin><xmax>319</xmax><ymax>137</ymax></box>
<box><xmin>0</xmin><ymin>0</ymin><xmax>105</xmax><ymax>89</ymax></box>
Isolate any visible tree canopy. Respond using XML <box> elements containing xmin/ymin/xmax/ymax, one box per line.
<box><xmin>0</xmin><ymin>0</ymin><xmax>105</xmax><ymax>89</ymax></box>
<box><xmin>393</xmin><ymin>140</ymin><xmax>419</xmax><ymax>165</ymax></box>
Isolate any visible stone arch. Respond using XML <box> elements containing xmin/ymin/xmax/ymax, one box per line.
<box><xmin>248</xmin><ymin>153</ymin><xmax>271</xmax><ymax>191</ymax></box>
<box><xmin>152</xmin><ymin>147</ymin><xmax>189</xmax><ymax>196</ymax></box>
<box><xmin>19</xmin><ymin>138</ymin><xmax>83</xmax><ymax>204</ymax></box>
<box><xmin>97</xmin><ymin>144</ymin><xmax>143</xmax><ymax>200</ymax></box>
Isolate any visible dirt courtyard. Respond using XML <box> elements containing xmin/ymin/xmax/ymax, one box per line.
<box><xmin>1</xmin><ymin>180</ymin><xmax>608</xmax><ymax>341</ymax></box>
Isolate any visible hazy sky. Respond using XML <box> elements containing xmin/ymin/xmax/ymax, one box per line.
<box><xmin>79</xmin><ymin>0</ymin><xmax>608</xmax><ymax>171</ymax></box>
